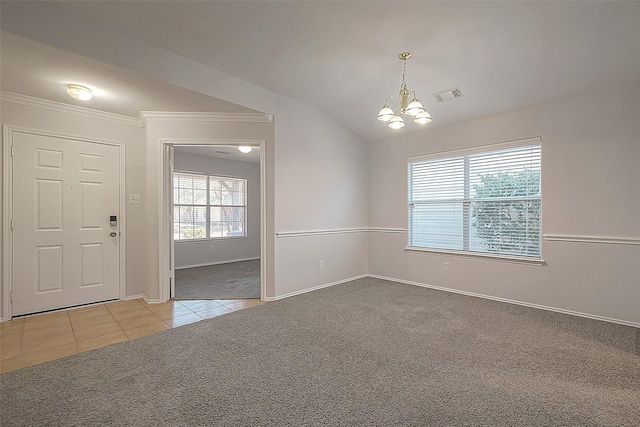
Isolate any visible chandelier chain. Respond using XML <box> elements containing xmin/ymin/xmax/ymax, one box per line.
<box><xmin>401</xmin><ymin>59</ymin><xmax>408</xmax><ymax>89</ymax></box>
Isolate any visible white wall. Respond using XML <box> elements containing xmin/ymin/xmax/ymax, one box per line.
<box><xmin>273</xmin><ymin>97</ymin><xmax>369</xmax><ymax>296</ymax></box>
<box><xmin>368</xmin><ymin>87</ymin><xmax>640</xmax><ymax>326</ymax></box>
<box><xmin>1</xmin><ymin>3</ymin><xmax>371</xmax><ymax>302</ymax></box>
<box><xmin>173</xmin><ymin>151</ymin><xmax>261</xmax><ymax>269</ymax></box>
<box><xmin>0</xmin><ymin>100</ymin><xmax>147</xmax><ymax>320</ymax></box>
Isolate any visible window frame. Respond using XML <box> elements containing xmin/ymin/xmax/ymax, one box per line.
<box><xmin>173</xmin><ymin>170</ymin><xmax>248</xmax><ymax>241</ymax></box>
<box><xmin>405</xmin><ymin>137</ymin><xmax>544</xmax><ymax>265</ymax></box>
<box><xmin>208</xmin><ymin>174</ymin><xmax>248</xmax><ymax>239</ymax></box>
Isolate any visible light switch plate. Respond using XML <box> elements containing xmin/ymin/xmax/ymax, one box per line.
<box><xmin>129</xmin><ymin>194</ymin><xmax>142</xmax><ymax>204</ymax></box>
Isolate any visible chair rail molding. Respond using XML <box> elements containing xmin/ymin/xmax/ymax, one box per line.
<box><xmin>275</xmin><ymin>227</ymin><xmax>407</xmax><ymax>238</ymax></box>
<box><xmin>543</xmin><ymin>234</ymin><xmax>640</xmax><ymax>246</ymax></box>
<box><xmin>276</xmin><ymin>228</ymin><xmax>368</xmax><ymax>238</ymax></box>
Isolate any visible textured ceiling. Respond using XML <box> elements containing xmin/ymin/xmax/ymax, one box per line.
<box><xmin>0</xmin><ymin>31</ymin><xmax>257</xmax><ymax>118</ymax></box>
<box><xmin>2</xmin><ymin>1</ymin><xmax>640</xmax><ymax>142</ymax></box>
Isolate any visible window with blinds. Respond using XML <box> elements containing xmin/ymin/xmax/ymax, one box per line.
<box><xmin>174</xmin><ymin>172</ymin><xmax>247</xmax><ymax>240</ymax></box>
<box><xmin>209</xmin><ymin>176</ymin><xmax>246</xmax><ymax>238</ymax></box>
<box><xmin>408</xmin><ymin>140</ymin><xmax>541</xmax><ymax>258</ymax></box>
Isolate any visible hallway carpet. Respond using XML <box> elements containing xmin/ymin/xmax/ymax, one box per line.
<box><xmin>174</xmin><ymin>259</ymin><xmax>260</xmax><ymax>299</ymax></box>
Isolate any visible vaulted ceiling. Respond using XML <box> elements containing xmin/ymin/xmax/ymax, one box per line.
<box><xmin>2</xmin><ymin>1</ymin><xmax>640</xmax><ymax>142</ymax></box>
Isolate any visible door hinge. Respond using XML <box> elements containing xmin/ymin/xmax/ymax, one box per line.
<box><xmin>10</xmin><ymin>145</ymin><xmax>14</xmax><ymax>157</ymax></box>
<box><xmin>10</xmin><ymin>292</ymin><xmax>14</xmax><ymax>303</ymax></box>
<box><xmin>10</xmin><ymin>219</ymin><xmax>14</xmax><ymax>230</ymax></box>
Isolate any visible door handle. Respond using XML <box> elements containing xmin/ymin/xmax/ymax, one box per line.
<box><xmin>110</xmin><ymin>231</ymin><xmax>117</xmax><ymax>237</ymax></box>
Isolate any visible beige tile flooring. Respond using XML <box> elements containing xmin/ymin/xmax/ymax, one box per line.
<box><xmin>0</xmin><ymin>298</ymin><xmax>264</xmax><ymax>374</ymax></box>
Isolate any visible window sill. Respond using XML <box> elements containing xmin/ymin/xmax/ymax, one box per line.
<box><xmin>404</xmin><ymin>246</ymin><xmax>545</xmax><ymax>265</ymax></box>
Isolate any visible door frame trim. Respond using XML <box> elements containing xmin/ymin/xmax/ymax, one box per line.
<box><xmin>158</xmin><ymin>139</ymin><xmax>267</xmax><ymax>303</ymax></box>
<box><xmin>2</xmin><ymin>125</ymin><xmax>126</xmax><ymax>320</ymax></box>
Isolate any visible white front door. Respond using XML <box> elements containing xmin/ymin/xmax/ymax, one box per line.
<box><xmin>12</xmin><ymin>131</ymin><xmax>121</xmax><ymax>316</ymax></box>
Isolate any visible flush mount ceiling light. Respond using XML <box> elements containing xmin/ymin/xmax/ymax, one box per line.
<box><xmin>66</xmin><ymin>84</ymin><xmax>92</xmax><ymax>101</ymax></box>
<box><xmin>238</xmin><ymin>146</ymin><xmax>253</xmax><ymax>154</ymax></box>
<box><xmin>377</xmin><ymin>52</ymin><xmax>432</xmax><ymax>129</ymax></box>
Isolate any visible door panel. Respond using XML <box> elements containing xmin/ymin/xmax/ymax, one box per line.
<box><xmin>36</xmin><ymin>245</ymin><xmax>63</xmax><ymax>292</ymax></box>
<box><xmin>12</xmin><ymin>131</ymin><xmax>120</xmax><ymax>316</ymax></box>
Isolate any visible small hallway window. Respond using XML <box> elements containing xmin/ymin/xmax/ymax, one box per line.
<box><xmin>174</xmin><ymin>172</ymin><xmax>247</xmax><ymax>240</ymax></box>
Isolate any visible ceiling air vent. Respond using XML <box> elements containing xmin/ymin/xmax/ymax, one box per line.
<box><xmin>216</xmin><ymin>150</ymin><xmax>234</xmax><ymax>155</ymax></box>
<box><xmin>434</xmin><ymin>87</ymin><xmax>463</xmax><ymax>103</ymax></box>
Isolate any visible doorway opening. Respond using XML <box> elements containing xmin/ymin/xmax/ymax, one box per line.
<box><xmin>161</xmin><ymin>142</ymin><xmax>265</xmax><ymax>304</ymax></box>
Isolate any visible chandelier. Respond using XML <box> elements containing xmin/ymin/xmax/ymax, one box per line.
<box><xmin>377</xmin><ymin>52</ymin><xmax>432</xmax><ymax>129</ymax></box>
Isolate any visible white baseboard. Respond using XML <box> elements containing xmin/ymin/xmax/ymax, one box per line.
<box><xmin>127</xmin><ymin>294</ymin><xmax>161</xmax><ymax>304</ymax></box>
<box><xmin>368</xmin><ymin>274</ymin><xmax>640</xmax><ymax>328</ymax></box>
<box><xmin>140</xmin><ymin>294</ymin><xmax>162</xmax><ymax>304</ymax></box>
<box><xmin>174</xmin><ymin>257</ymin><xmax>260</xmax><ymax>270</ymax></box>
<box><xmin>264</xmin><ymin>274</ymin><xmax>368</xmax><ymax>302</ymax></box>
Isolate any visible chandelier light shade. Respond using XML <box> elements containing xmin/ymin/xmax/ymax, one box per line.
<box><xmin>388</xmin><ymin>115</ymin><xmax>405</xmax><ymax>129</ymax></box>
<box><xmin>377</xmin><ymin>106</ymin><xmax>395</xmax><ymax>122</ymax></box>
<box><xmin>377</xmin><ymin>52</ymin><xmax>432</xmax><ymax>129</ymax></box>
<box><xmin>415</xmin><ymin>110</ymin><xmax>432</xmax><ymax>124</ymax></box>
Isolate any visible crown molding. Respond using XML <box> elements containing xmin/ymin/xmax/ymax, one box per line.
<box><xmin>0</xmin><ymin>91</ymin><xmax>142</xmax><ymax>127</ymax></box>
<box><xmin>138</xmin><ymin>111</ymin><xmax>273</xmax><ymax>126</ymax></box>
<box><xmin>1</xmin><ymin>92</ymin><xmax>274</xmax><ymax>128</ymax></box>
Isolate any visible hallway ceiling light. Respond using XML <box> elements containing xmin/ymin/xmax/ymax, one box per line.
<box><xmin>377</xmin><ymin>52</ymin><xmax>432</xmax><ymax>129</ymax></box>
<box><xmin>66</xmin><ymin>84</ymin><xmax>92</xmax><ymax>101</ymax></box>
<box><xmin>238</xmin><ymin>146</ymin><xmax>252</xmax><ymax>153</ymax></box>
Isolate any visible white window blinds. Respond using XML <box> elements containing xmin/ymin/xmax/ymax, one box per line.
<box><xmin>173</xmin><ymin>172</ymin><xmax>247</xmax><ymax>240</ymax></box>
<box><xmin>408</xmin><ymin>141</ymin><xmax>541</xmax><ymax>258</ymax></box>
<box><xmin>209</xmin><ymin>177</ymin><xmax>246</xmax><ymax>238</ymax></box>
<box><xmin>174</xmin><ymin>172</ymin><xmax>208</xmax><ymax>239</ymax></box>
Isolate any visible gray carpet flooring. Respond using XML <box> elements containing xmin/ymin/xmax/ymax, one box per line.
<box><xmin>174</xmin><ymin>259</ymin><xmax>260</xmax><ymax>299</ymax></box>
<box><xmin>1</xmin><ymin>277</ymin><xmax>638</xmax><ymax>426</ymax></box>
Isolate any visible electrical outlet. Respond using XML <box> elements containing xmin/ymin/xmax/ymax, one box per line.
<box><xmin>210</xmin><ymin>245</ymin><xmax>215</xmax><ymax>252</ymax></box>
<box><xmin>443</xmin><ymin>262</ymin><xmax>450</xmax><ymax>272</ymax></box>
<box><xmin>319</xmin><ymin>260</ymin><xmax>325</xmax><ymax>270</ymax></box>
